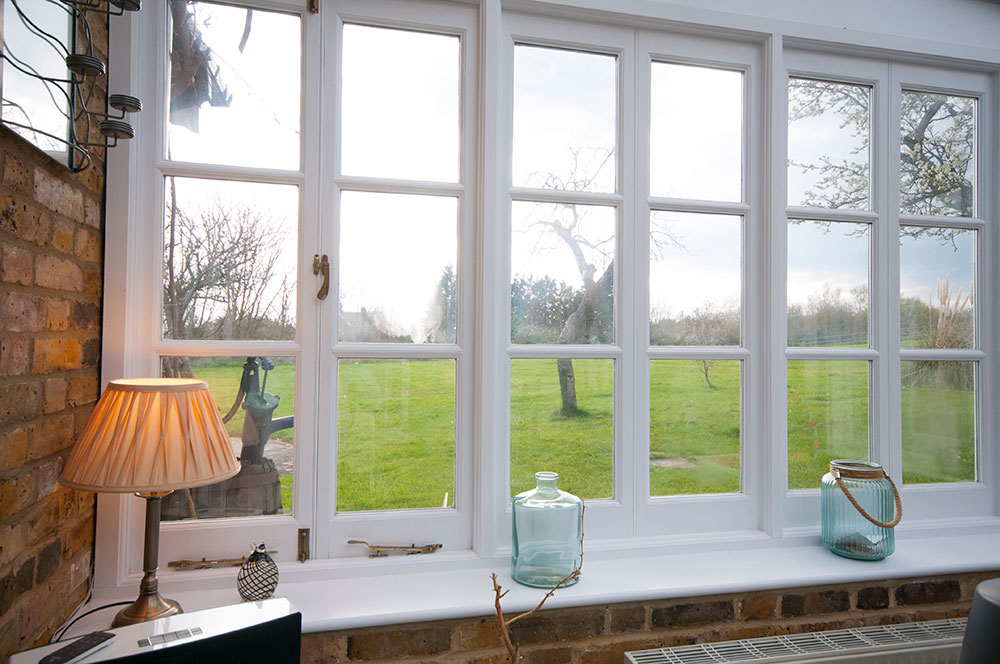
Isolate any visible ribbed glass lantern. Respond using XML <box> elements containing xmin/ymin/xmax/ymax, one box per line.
<box><xmin>821</xmin><ymin>460</ymin><xmax>902</xmax><ymax>560</ymax></box>
<box><xmin>512</xmin><ymin>472</ymin><xmax>582</xmax><ymax>588</ymax></box>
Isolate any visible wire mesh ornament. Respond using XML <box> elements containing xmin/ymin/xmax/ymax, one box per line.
<box><xmin>237</xmin><ymin>543</ymin><xmax>279</xmax><ymax>601</ymax></box>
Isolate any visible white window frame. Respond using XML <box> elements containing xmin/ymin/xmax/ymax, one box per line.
<box><xmin>97</xmin><ymin>0</ymin><xmax>1000</xmax><ymax>605</ymax></box>
<box><xmin>316</xmin><ymin>0</ymin><xmax>480</xmax><ymax>559</ymax></box>
<box><xmin>780</xmin><ymin>48</ymin><xmax>997</xmax><ymax>532</ymax></box>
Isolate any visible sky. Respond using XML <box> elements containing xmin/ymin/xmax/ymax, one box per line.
<box><xmin>6</xmin><ymin>1</ymin><xmax>974</xmax><ymax>342</ymax></box>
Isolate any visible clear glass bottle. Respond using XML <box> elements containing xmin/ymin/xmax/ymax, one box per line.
<box><xmin>512</xmin><ymin>471</ymin><xmax>582</xmax><ymax>588</ymax></box>
<box><xmin>821</xmin><ymin>460</ymin><xmax>901</xmax><ymax>561</ymax></box>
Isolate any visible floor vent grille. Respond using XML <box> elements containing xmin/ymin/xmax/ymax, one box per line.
<box><xmin>625</xmin><ymin>617</ymin><xmax>966</xmax><ymax>664</ymax></box>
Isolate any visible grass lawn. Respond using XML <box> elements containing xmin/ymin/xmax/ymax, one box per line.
<box><xmin>650</xmin><ymin>360</ymin><xmax>740</xmax><ymax>496</ymax></box>
<box><xmin>900</xmin><ymin>361</ymin><xmax>975</xmax><ymax>483</ymax></box>
<box><xmin>511</xmin><ymin>359</ymin><xmax>614</xmax><ymax>499</ymax></box>
<box><xmin>787</xmin><ymin>360</ymin><xmax>870</xmax><ymax>489</ymax></box>
<box><xmin>337</xmin><ymin>359</ymin><xmax>456</xmax><ymax>511</ymax></box>
<box><xmin>184</xmin><ymin>357</ymin><xmax>976</xmax><ymax>514</ymax></box>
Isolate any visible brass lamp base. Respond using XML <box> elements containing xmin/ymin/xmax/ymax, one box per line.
<box><xmin>112</xmin><ymin>591</ymin><xmax>182</xmax><ymax>627</ymax></box>
<box><xmin>112</xmin><ymin>492</ymin><xmax>183</xmax><ymax>627</ymax></box>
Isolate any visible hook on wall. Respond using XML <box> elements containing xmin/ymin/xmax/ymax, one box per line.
<box><xmin>1</xmin><ymin>0</ymin><xmax>142</xmax><ymax>172</ymax></box>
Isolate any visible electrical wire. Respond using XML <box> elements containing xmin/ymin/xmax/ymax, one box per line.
<box><xmin>53</xmin><ymin>601</ymin><xmax>132</xmax><ymax>642</ymax></box>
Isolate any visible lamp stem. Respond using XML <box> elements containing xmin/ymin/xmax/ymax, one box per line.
<box><xmin>112</xmin><ymin>493</ymin><xmax>182</xmax><ymax>627</ymax></box>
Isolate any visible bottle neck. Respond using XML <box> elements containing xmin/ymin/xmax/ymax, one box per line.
<box><xmin>535</xmin><ymin>472</ymin><xmax>559</xmax><ymax>493</ymax></box>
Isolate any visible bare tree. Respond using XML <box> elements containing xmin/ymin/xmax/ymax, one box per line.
<box><xmin>519</xmin><ymin>146</ymin><xmax>680</xmax><ymax>413</ymax></box>
<box><xmin>162</xmin><ymin>179</ymin><xmax>294</xmax><ymax>352</ymax></box>
<box><xmin>681</xmin><ymin>305</ymin><xmax>739</xmax><ymax>388</ymax></box>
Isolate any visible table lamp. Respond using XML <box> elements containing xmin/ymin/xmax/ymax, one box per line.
<box><xmin>60</xmin><ymin>378</ymin><xmax>240</xmax><ymax>627</ymax></box>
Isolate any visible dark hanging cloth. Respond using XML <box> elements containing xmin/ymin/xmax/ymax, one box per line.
<box><xmin>168</xmin><ymin>0</ymin><xmax>233</xmax><ymax>132</ymax></box>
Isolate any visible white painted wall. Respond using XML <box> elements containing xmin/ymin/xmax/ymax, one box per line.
<box><xmin>529</xmin><ymin>0</ymin><xmax>1000</xmax><ymax>60</ymax></box>
<box><xmin>660</xmin><ymin>0</ymin><xmax>1000</xmax><ymax>49</ymax></box>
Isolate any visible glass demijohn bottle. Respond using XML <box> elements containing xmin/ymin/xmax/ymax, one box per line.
<box><xmin>512</xmin><ymin>471</ymin><xmax>583</xmax><ymax>588</ymax></box>
<box><xmin>821</xmin><ymin>460</ymin><xmax>902</xmax><ymax>560</ymax></box>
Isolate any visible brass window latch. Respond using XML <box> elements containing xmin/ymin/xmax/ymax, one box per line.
<box><xmin>298</xmin><ymin>528</ymin><xmax>310</xmax><ymax>562</ymax></box>
<box><xmin>312</xmin><ymin>254</ymin><xmax>329</xmax><ymax>300</ymax></box>
<box><xmin>348</xmin><ymin>539</ymin><xmax>443</xmax><ymax>558</ymax></box>
<box><xmin>167</xmin><ymin>551</ymin><xmax>278</xmax><ymax>571</ymax></box>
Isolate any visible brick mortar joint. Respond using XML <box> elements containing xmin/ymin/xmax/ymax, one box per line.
<box><xmin>0</xmin><ymin>282</ymin><xmax>104</xmax><ymax>301</ymax></box>
<box><xmin>0</xmin><ymin>373</ymin><xmax>98</xmax><ymax>393</ymax></box>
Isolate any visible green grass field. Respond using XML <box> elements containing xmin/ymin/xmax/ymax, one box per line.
<box><xmin>185</xmin><ymin>357</ymin><xmax>975</xmax><ymax>514</ymax></box>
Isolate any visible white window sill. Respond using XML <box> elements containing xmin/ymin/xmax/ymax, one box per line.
<box><xmin>68</xmin><ymin>519</ymin><xmax>1000</xmax><ymax>638</ymax></box>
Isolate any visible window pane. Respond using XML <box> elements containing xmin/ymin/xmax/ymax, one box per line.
<box><xmin>160</xmin><ymin>356</ymin><xmax>296</xmax><ymax>521</ymax></box>
<box><xmin>339</xmin><ymin>192</ymin><xmax>457</xmax><ymax>343</ymax></box>
<box><xmin>900</xmin><ymin>227</ymin><xmax>975</xmax><ymax>349</ymax></box>
<box><xmin>787</xmin><ymin>220</ymin><xmax>869</xmax><ymax>347</ymax></box>
<box><xmin>901</xmin><ymin>361</ymin><xmax>975</xmax><ymax>484</ymax></box>
<box><xmin>513</xmin><ymin>45</ymin><xmax>616</xmax><ymax>193</ymax></box>
<box><xmin>650</xmin><ymin>360</ymin><xmax>740</xmax><ymax>496</ymax></box>
<box><xmin>787</xmin><ymin>78</ymin><xmax>871</xmax><ymax>210</ymax></box>
<box><xmin>650</xmin><ymin>63</ymin><xmax>742</xmax><ymax>201</ymax></box>
<box><xmin>1</xmin><ymin>0</ymin><xmax>71</xmax><ymax>157</ymax></box>
<box><xmin>511</xmin><ymin>359</ymin><xmax>613</xmax><ymax>500</ymax></box>
<box><xmin>650</xmin><ymin>212</ymin><xmax>741</xmax><ymax>346</ymax></box>
<box><xmin>787</xmin><ymin>360</ymin><xmax>869</xmax><ymax>490</ymax></box>
<box><xmin>511</xmin><ymin>202</ymin><xmax>615</xmax><ymax>344</ymax></box>
<box><xmin>167</xmin><ymin>1</ymin><xmax>300</xmax><ymax>169</ymax></box>
<box><xmin>900</xmin><ymin>91</ymin><xmax>976</xmax><ymax>217</ymax></box>
<box><xmin>337</xmin><ymin>359</ymin><xmax>455</xmax><ymax>511</ymax></box>
<box><xmin>341</xmin><ymin>24</ymin><xmax>459</xmax><ymax>182</ymax></box>
<box><xmin>162</xmin><ymin>177</ymin><xmax>298</xmax><ymax>341</ymax></box>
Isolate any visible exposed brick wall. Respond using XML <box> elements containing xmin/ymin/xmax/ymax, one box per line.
<box><xmin>0</xmin><ymin>12</ymin><xmax>107</xmax><ymax>659</ymax></box>
<box><xmin>301</xmin><ymin>570</ymin><xmax>999</xmax><ymax>664</ymax></box>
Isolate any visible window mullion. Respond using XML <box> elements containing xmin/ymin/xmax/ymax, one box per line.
<box><xmin>883</xmin><ymin>63</ymin><xmax>903</xmax><ymax>481</ymax></box>
<box><xmin>766</xmin><ymin>35</ymin><xmax>788</xmax><ymax>537</ymax></box>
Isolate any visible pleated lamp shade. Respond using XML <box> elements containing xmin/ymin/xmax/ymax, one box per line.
<box><xmin>60</xmin><ymin>378</ymin><xmax>240</xmax><ymax>493</ymax></box>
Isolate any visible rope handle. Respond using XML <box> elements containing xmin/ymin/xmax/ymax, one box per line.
<box><xmin>833</xmin><ymin>468</ymin><xmax>902</xmax><ymax>529</ymax></box>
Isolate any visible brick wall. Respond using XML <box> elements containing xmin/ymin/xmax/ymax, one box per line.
<box><xmin>0</xmin><ymin>13</ymin><xmax>107</xmax><ymax>659</ymax></box>
<box><xmin>301</xmin><ymin>570</ymin><xmax>999</xmax><ymax>664</ymax></box>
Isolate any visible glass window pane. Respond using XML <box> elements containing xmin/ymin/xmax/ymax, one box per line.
<box><xmin>339</xmin><ymin>192</ymin><xmax>457</xmax><ymax>344</ymax></box>
<box><xmin>900</xmin><ymin>91</ymin><xmax>976</xmax><ymax>217</ymax></box>
<box><xmin>341</xmin><ymin>24</ymin><xmax>460</xmax><ymax>182</ymax></box>
<box><xmin>162</xmin><ymin>177</ymin><xmax>298</xmax><ymax>341</ymax></box>
<box><xmin>1</xmin><ymin>0</ymin><xmax>71</xmax><ymax>158</ymax></box>
<box><xmin>650</xmin><ymin>360</ymin><xmax>740</xmax><ymax>496</ymax></box>
<box><xmin>160</xmin><ymin>355</ymin><xmax>296</xmax><ymax>521</ymax></box>
<box><xmin>787</xmin><ymin>360</ymin><xmax>869</xmax><ymax>490</ymax></box>
<box><xmin>650</xmin><ymin>212</ymin><xmax>741</xmax><ymax>346</ymax></box>
<box><xmin>787</xmin><ymin>220</ymin><xmax>869</xmax><ymax>348</ymax></box>
<box><xmin>513</xmin><ymin>45</ymin><xmax>616</xmax><ymax>193</ymax></box>
<box><xmin>511</xmin><ymin>359</ymin><xmax>613</xmax><ymax>500</ymax></box>
<box><xmin>337</xmin><ymin>359</ymin><xmax>455</xmax><ymax>511</ymax></box>
<box><xmin>167</xmin><ymin>1</ymin><xmax>300</xmax><ymax>169</ymax></box>
<box><xmin>900</xmin><ymin>227</ymin><xmax>975</xmax><ymax>349</ymax></box>
<box><xmin>787</xmin><ymin>78</ymin><xmax>871</xmax><ymax>210</ymax></box>
<box><xmin>511</xmin><ymin>202</ymin><xmax>615</xmax><ymax>345</ymax></box>
<box><xmin>901</xmin><ymin>360</ymin><xmax>975</xmax><ymax>484</ymax></box>
<box><xmin>650</xmin><ymin>63</ymin><xmax>742</xmax><ymax>202</ymax></box>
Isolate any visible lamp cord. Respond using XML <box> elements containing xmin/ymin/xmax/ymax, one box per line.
<box><xmin>52</xmin><ymin>601</ymin><xmax>132</xmax><ymax>642</ymax></box>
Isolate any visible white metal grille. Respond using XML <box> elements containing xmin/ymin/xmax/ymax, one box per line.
<box><xmin>625</xmin><ymin>618</ymin><xmax>966</xmax><ymax>664</ymax></box>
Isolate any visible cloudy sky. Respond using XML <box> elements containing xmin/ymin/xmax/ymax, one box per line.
<box><xmin>5</xmin><ymin>1</ymin><xmax>973</xmax><ymax>342</ymax></box>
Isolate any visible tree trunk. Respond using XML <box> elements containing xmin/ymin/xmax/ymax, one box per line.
<box><xmin>699</xmin><ymin>360</ymin><xmax>715</xmax><ymax>389</ymax></box>
<box><xmin>556</xmin><ymin>359</ymin><xmax>577</xmax><ymax>413</ymax></box>
<box><xmin>554</xmin><ymin>262</ymin><xmax>614</xmax><ymax>414</ymax></box>
<box><xmin>161</xmin><ymin>356</ymin><xmax>195</xmax><ymax>379</ymax></box>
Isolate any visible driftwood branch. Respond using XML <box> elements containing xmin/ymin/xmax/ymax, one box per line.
<box><xmin>491</xmin><ymin>503</ymin><xmax>585</xmax><ymax>663</ymax></box>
